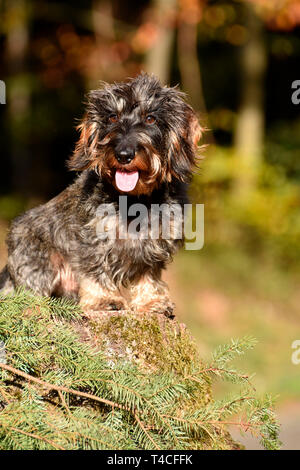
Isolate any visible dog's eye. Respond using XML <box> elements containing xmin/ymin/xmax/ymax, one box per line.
<box><xmin>109</xmin><ymin>114</ymin><xmax>118</xmax><ymax>123</ymax></box>
<box><xmin>145</xmin><ymin>115</ymin><xmax>156</xmax><ymax>125</ymax></box>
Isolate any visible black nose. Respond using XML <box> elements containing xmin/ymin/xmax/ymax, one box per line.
<box><xmin>116</xmin><ymin>148</ymin><xmax>135</xmax><ymax>164</ymax></box>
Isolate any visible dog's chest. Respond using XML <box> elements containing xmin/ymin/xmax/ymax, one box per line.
<box><xmin>78</xmin><ymin>204</ymin><xmax>182</xmax><ymax>279</ymax></box>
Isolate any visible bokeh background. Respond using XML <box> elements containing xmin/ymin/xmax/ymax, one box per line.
<box><xmin>0</xmin><ymin>0</ymin><xmax>299</xmax><ymax>449</ymax></box>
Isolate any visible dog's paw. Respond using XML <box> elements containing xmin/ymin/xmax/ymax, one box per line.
<box><xmin>104</xmin><ymin>298</ymin><xmax>127</xmax><ymax>311</ymax></box>
<box><xmin>132</xmin><ymin>297</ymin><xmax>175</xmax><ymax>319</ymax></box>
<box><xmin>81</xmin><ymin>296</ymin><xmax>127</xmax><ymax>312</ymax></box>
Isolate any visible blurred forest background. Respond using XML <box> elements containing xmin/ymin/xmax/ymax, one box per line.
<box><xmin>0</xmin><ymin>0</ymin><xmax>300</xmax><ymax>449</ymax></box>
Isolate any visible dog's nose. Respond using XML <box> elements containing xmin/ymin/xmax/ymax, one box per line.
<box><xmin>116</xmin><ymin>148</ymin><xmax>135</xmax><ymax>165</ymax></box>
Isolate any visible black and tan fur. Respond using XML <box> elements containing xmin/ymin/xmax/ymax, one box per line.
<box><xmin>0</xmin><ymin>73</ymin><xmax>201</xmax><ymax>317</ymax></box>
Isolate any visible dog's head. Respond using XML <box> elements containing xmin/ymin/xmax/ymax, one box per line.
<box><xmin>68</xmin><ymin>73</ymin><xmax>202</xmax><ymax>195</ymax></box>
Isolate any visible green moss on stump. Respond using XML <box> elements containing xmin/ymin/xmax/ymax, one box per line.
<box><xmin>92</xmin><ymin>311</ymin><xmax>201</xmax><ymax>374</ymax></box>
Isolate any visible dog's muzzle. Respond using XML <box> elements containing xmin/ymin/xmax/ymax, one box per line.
<box><xmin>114</xmin><ymin>140</ymin><xmax>140</xmax><ymax>192</ymax></box>
<box><xmin>116</xmin><ymin>147</ymin><xmax>135</xmax><ymax>164</ymax></box>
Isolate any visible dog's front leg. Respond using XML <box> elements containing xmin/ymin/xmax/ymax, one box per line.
<box><xmin>130</xmin><ymin>274</ymin><xmax>175</xmax><ymax>318</ymax></box>
<box><xmin>79</xmin><ymin>276</ymin><xmax>126</xmax><ymax>312</ymax></box>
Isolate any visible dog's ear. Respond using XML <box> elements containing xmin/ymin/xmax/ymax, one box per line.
<box><xmin>68</xmin><ymin>86</ymin><xmax>113</xmax><ymax>172</ymax></box>
<box><xmin>68</xmin><ymin>119</ymin><xmax>99</xmax><ymax>171</ymax></box>
<box><xmin>186</xmin><ymin>111</ymin><xmax>202</xmax><ymax>149</ymax></box>
<box><xmin>166</xmin><ymin>109</ymin><xmax>202</xmax><ymax>182</ymax></box>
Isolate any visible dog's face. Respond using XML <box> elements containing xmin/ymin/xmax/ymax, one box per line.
<box><xmin>69</xmin><ymin>73</ymin><xmax>202</xmax><ymax>195</ymax></box>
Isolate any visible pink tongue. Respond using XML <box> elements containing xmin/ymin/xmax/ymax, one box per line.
<box><xmin>115</xmin><ymin>170</ymin><xmax>139</xmax><ymax>192</ymax></box>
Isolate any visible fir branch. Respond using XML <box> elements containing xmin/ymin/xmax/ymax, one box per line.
<box><xmin>0</xmin><ymin>423</ymin><xmax>66</xmax><ymax>450</ymax></box>
<box><xmin>0</xmin><ymin>362</ymin><xmax>126</xmax><ymax>412</ymax></box>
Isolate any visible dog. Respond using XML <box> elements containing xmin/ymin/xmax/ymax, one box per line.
<box><xmin>0</xmin><ymin>73</ymin><xmax>201</xmax><ymax>317</ymax></box>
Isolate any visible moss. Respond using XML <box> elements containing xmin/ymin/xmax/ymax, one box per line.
<box><xmin>88</xmin><ymin>311</ymin><xmax>244</xmax><ymax>449</ymax></box>
<box><xmin>91</xmin><ymin>311</ymin><xmax>200</xmax><ymax>375</ymax></box>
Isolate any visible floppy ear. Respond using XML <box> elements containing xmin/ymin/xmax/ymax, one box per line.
<box><xmin>187</xmin><ymin>111</ymin><xmax>202</xmax><ymax>149</ymax></box>
<box><xmin>166</xmin><ymin>109</ymin><xmax>202</xmax><ymax>182</ymax></box>
<box><xmin>67</xmin><ymin>119</ymin><xmax>99</xmax><ymax>171</ymax></box>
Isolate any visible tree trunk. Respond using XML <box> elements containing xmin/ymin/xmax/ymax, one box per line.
<box><xmin>5</xmin><ymin>0</ymin><xmax>31</xmax><ymax>195</ymax></box>
<box><xmin>177</xmin><ymin>16</ymin><xmax>206</xmax><ymax>115</ymax></box>
<box><xmin>144</xmin><ymin>0</ymin><xmax>177</xmax><ymax>84</ymax></box>
<box><xmin>234</xmin><ymin>3</ymin><xmax>266</xmax><ymax>196</ymax></box>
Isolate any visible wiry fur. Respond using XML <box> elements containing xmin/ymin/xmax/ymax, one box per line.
<box><xmin>0</xmin><ymin>73</ymin><xmax>201</xmax><ymax>317</ymax></box>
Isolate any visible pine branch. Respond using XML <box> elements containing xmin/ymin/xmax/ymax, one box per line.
<box><xmin>0</xmin><ymin>289</ymin><xmax>281</xmax><ymax>450</ymax></box>
<box><xmin>0</xmin><ymin>362</ymin><xmax>126</xmax><ymax>411</ymax></box>
<box><xmin>0</xmin><ymin>423</ymin><xmax>66</xmax><ymax>450</ymax></box>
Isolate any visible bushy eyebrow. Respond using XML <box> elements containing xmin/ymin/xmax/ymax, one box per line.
<box><xmin>131</xmin><ymin>102</ymin><xmax>139</xmax><ymax>112</ymax></box>
<box><xmin>129</xmin><ymin>96</ymin><xmax>168</xmax><ymax>114</ymax></box>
